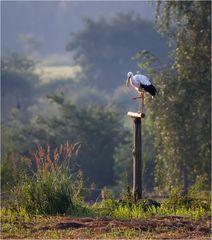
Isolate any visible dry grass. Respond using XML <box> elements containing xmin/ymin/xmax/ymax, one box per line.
<box><xmin>32</xmin><ymin>141</ymin><xmax>81</xmax><ymax>172</ymax></box>
<box><xmin>1</xmin><ymin>214</ymin><xmax>211</xmax><ymax>239</ymax></box>
<box><xmin>10</xmin><ymin>142</ymin><xmax>82</xmax><ymax>215</ymax></box>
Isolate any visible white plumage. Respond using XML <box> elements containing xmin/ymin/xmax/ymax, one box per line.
<box><xmin>126</xmin><ymin>72</ymin><xmax>157</xmax><ymax>97</ymax></box>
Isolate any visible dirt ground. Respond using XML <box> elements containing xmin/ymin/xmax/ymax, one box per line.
<box><xmin>3</xmin><ymin>215</ymin><xmax>210</xmax><ymax>239</ymax></box>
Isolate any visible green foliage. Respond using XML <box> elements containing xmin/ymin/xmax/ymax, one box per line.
<box><xmin>1</xmin><ymin>123</ymin><xmax>31</xmax><ymax>192</ymax></box>
<box><xmin>1</xmin><ymin>153</ymin><xmax>30</xmax><ymax>192</ymax></box>
<box><xmin>66</xmin><ymin>13</ymin><xmax>168</xmax><ymax>90</ymax></box>
<box><xmin>1</xmin><ymin>52</ymin><xmax>39</xmax><ymax>121</ymax></box>
<box><xmin>72</xmin><ymin>170</ymin><xmax>84</xmax><ymax>205</ymax></box>
<box><xmin>163</xmin><ymin>186</ymin><xmax>210</xmax><ymax>213</ymax></box>
<box><xmin>1</xmin><ymin>207</ymin><xmax>30</xmax><ymax>224</ymax></box>
<box><xmin>92</xmin><ymin>184</ymin><xmax>210</xmax><ymax>220</ymax></box>
<box><xmin>148</xmin><ymin>1</ymin><xmax>211</xmax><ymax>190</ymax></box>
<box><xmin>113</xmin><ymin>138</ymin><xmax>132</xmax><ymax>187</ymax></box>
<box><xmin>119</xmin><ymin>177</ymin><xmax>133</xmax><ymax>205</ymax></box>
<box><xmin>188</xmin><ymin>175</ymin><xmax>208</xmax><ymax>199</ymax></box>
<box><xmin>2</xmin><ymin>90</ymin><xmax>129</xmax><ymax>190</ymax></box>
<box><xmin>132</xmin><ymin>50</ymin><xmax>160</xmax><ymax>74</ymax></box>
<box><xmin>69</xmin><ymin>86</ymin><xmax>109</xmax><ymax>107</ymax></box>
<box><xmin>1</xmin><ymin>52</ymin><xmax>37</xmax><ymax>74</ymax></box>
<box><xmin>95</xmin><ymin>187</ymin><xmax>120</xmax><ymax>217</ymax></box>
<box><xmin>47</xmin><ymin>92</ymin><xmax>65</xmax><ymax>105</ymax></box>
<box><xmin>93</xmin><ymin>183</ymin><xmax>210</xmax><ymax>219</ymax></box>
<box><xmin>12</xmin><ymin>143</ymin><xmax>81</xmax><ymax>215</ymax></box>
<box><xmin>19</xmin><ymin>94</ymin><xmax>128</xmax><ymax>187</ymax></box>
<box><xmin>97</xmin><ymin>199</ymin><xmax>209</xmax><ymax>220</ymax></box>
<box><xmin>67</xmin><ymin>203</ymin><xmax>97</xmax><ymax>217</ymax></box>
<box><xmin>14</xmin><ymin>171</ymin><xmax>73</xmax><ymax>214</ymax></box>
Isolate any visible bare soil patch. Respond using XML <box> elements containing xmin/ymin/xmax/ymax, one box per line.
<box><xmin>2</xmin><ymin>216</ymin><xmax>211</xmax><ymax>239</ymax></box>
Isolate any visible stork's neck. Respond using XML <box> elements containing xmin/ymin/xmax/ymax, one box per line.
<box><xmin>130</xmin><ymin>74</ymin><xmax>135</xmax><ymax>83</ymax></box>
<box><xmin>129</xmin><ymin>75</ymin><xmax>134</xmax><ymax>87</ymax></box>
<box><xmin>130</xmin><ymin>74</ymin><xmax>134</xmax><ymax>83</ymax></box>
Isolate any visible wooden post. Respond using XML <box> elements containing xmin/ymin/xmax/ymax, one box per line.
<box><xmin>127</xmin><ymin>112</ymin><xmax>143</xmax><ymax>202</ymax></box>
<box><xmin>182</xmin><ymin>165</ymin><xmax>188</xmax><ymax>196</ymax></box>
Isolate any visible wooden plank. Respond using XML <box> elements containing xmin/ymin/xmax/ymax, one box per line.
<box><xmin>127</xmin><ymin>112</ymin><xmax>141</xmax><ymax>118</ymax></box>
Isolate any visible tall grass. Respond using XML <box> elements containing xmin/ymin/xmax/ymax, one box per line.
<box><xmin>109</xmin><ymin>203</ymin><xmax>208</xmax><ymax>219</ymax></box>
<box><xmin>96</xmin><ymin>185</ymin><xmax>211</xmax><ymax>220</ymax></box>
<box><xmin>12</xmin><ymin>142</ymin><xmax>82</xmax><ymax>214</ymax></box>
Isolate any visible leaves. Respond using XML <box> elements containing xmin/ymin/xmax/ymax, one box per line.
<box><xmin>66</xmin><ymin>13</ymin><xmax>168</xmax><ymax>89</ymax></box>
<box><xmin>152</xmin><ymin>1</ymin><xmax>211</xmax><ymax>190</ymax></box>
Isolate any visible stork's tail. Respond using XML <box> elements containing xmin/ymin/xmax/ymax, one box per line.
<box><xmin>149</xmin><ymin>85</ymin><xmax>157</xmax><ymax>97</ymax></box>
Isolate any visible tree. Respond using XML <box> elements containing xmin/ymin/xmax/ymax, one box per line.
<box><xmin>150</xmin><ymin>1</ymin><xmax>211</xmax><ymax>191</ymax></box>
<box><xmin>15</xmin><ymin>94</ymin><xmax>129</xmax><ymax>188</ymax></box>
<box><xmin>66</xmin><ymin>13</ymin><xmax>168</xmax><ymax>90</ymax></box>
<box><xmin>1</xmin><ymin>52</ymin><xmax>39</xmax><ymax>122</ymax></box>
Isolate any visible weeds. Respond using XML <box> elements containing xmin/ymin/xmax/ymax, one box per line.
<box><xmin>97</xmin><ymin>201</ymin><xmax>209</xmax><ymax>219</ymax></box>
<box><xmin>93</xmin><ymin>185</ymin><xmax>211</xmax><ymax>220</ymax></box>
<box><xmin>11</xmin><ymin>142</ymin><xmax>81</xmax><ymax>215</ymax></box>
<box><xmin>1</xmin><ymin>207</ymin><xmax>30</xmax><ymax>224</ymax></box>
<box><xmin>1</xmin><ymin>196</ymin><xmax>210</xmax><ymax>239</ymax></box>
<box><xmin>1</xmin><ymin>152</ymin><xmax>30</xmax><ymax>192</ymax></box>
<box><xmin>67</xmin><ymin>204</ymin><xmax>96</xmax><ymax>217</ymax></box>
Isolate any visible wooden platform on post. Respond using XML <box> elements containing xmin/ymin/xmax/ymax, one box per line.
<box><xmin>127</xmin><ymin>112</ymin><xmax>142</xmax><ymax>118</ymax></box>
<box><xmin>127</xmin><ymin>112</ymin><xmax>145</xmax><ymax>119</ymax></box>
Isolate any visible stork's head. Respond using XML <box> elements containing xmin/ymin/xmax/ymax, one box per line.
<box><xmin>127</xmin><ymin>72</ymin><xmax>133</xmax><ymax>79</ymax></box>
<box><xmin>126</xmin><ymin>72</ymin><xmax>133</xmax><ymax>87</ymax></box>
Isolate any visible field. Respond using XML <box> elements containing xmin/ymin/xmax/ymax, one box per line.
<box><xmin>1</xmin><ymin>203</ymin><xmax>211</xmax><ymax>239</ymax></box>
<box><xmin>2</xmin><ymin>215</ymin><xmax>211</xmax><ymax>239</ymax></box>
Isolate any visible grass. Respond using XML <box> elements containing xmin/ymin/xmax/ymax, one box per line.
<box><xmin>1</xmin><ymin>205</ymin><xmax>211</xmax><ymax>239</ymax></box>
<box><xmin>2</xmin><ymin>185</ymin><xmax>211</xmax><ymax>239</ymax></box>
<box><xmin>92</xmin><ymin>193</ymin><xmax>211</xmax><ymax>220</ymax></box>
<box><xmin>1</xmin><ymin>143</ymin><xmax>211</xmax><ymax>239</ymax></box>
<box><xmin>108</xmin><ymin>203</ymin><xmax>208</xmax><ymax>219</ymax></box>
<box><xmin>10</xmin><ymin>142</ymin><xmax>83</xmax><ymax>215</ymax></box>
<box><xmin>100</xmin><ymin>228</ymin><xmax>146</xmax><ymax>239</ymax></box>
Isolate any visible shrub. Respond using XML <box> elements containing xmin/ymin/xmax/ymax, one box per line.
<box><xmin>163</xmin><ymin>184</ymin><xmax>210</xmax><ymax>212</ymax></box>
<box><xmin>1</xmin><ymin>151</ymin><xmax>30</xmax><ymax>192</ymax></box>
<box><xmin>12</xmin><ymin>142</ymin><xmax>81</xmax><ymax>214</ymax></box>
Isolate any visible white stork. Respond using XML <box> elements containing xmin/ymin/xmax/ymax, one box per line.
<box><xmin>126</xmin><ymin>72</ymin><xmax>157</xmax><ymax>97</ymax></box>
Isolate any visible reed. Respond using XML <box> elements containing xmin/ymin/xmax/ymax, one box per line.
<box><xmin>12</xmin><ymin>142</ymin><xmax>81</xmax><ymax>214</ymax></box>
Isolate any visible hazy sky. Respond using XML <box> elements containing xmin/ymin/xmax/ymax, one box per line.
<box><xmin>2</xmin><ymin>1</ymin><xmax>155</xmax><ymax>57</ymax></box>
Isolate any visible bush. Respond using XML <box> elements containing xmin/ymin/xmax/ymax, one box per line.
<box><xmin>163</xmin><ymin>184</ymin><xmax>210</xmax><ymax>212</ymax></box>
<box><xmin>1</xmin><ymin>152</ymin><xmax>30</xmax><ymax>192</ymax></box>
<box><xmin>12</xmin><ymin>142</ymin><xmax>81</xmax><ymax>214</ymax></box>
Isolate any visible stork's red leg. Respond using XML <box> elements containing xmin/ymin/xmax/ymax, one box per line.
<box><xmin>141</xmin><ymin>91</ymin><xmax>144</xmax><ymax>113</ymax></box>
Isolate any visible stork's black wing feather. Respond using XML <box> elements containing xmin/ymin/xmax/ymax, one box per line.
<box><xmin>140</xmin><ymin>84</ymin><xmax>157</xmax><ymax>97</ymax></box>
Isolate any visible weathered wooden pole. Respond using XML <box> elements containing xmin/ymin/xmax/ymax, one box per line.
<box><xmin>127</xmin><ymin>112</ymin><xmax>143</xmax><ymax>202</ymax></box>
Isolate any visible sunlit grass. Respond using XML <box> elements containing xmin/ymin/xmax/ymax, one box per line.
<box><xmin>1</xmin><ymin>202</ymin><xmax>210</xmax><ymax>240</ymax></box>
<box><xmin>93</xmin><ymin>198</ymin><xmax>211</xmax><ymax>220</ymax></box>
<box><xmin>1</xmin><ymin>206</ymin><xmax>30</xmax><ymax>223</ymax></box>
<box><xmin>109</xmin><ymin>204</ymin><xmax>209</xmax><ymax>219</ymax></box>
